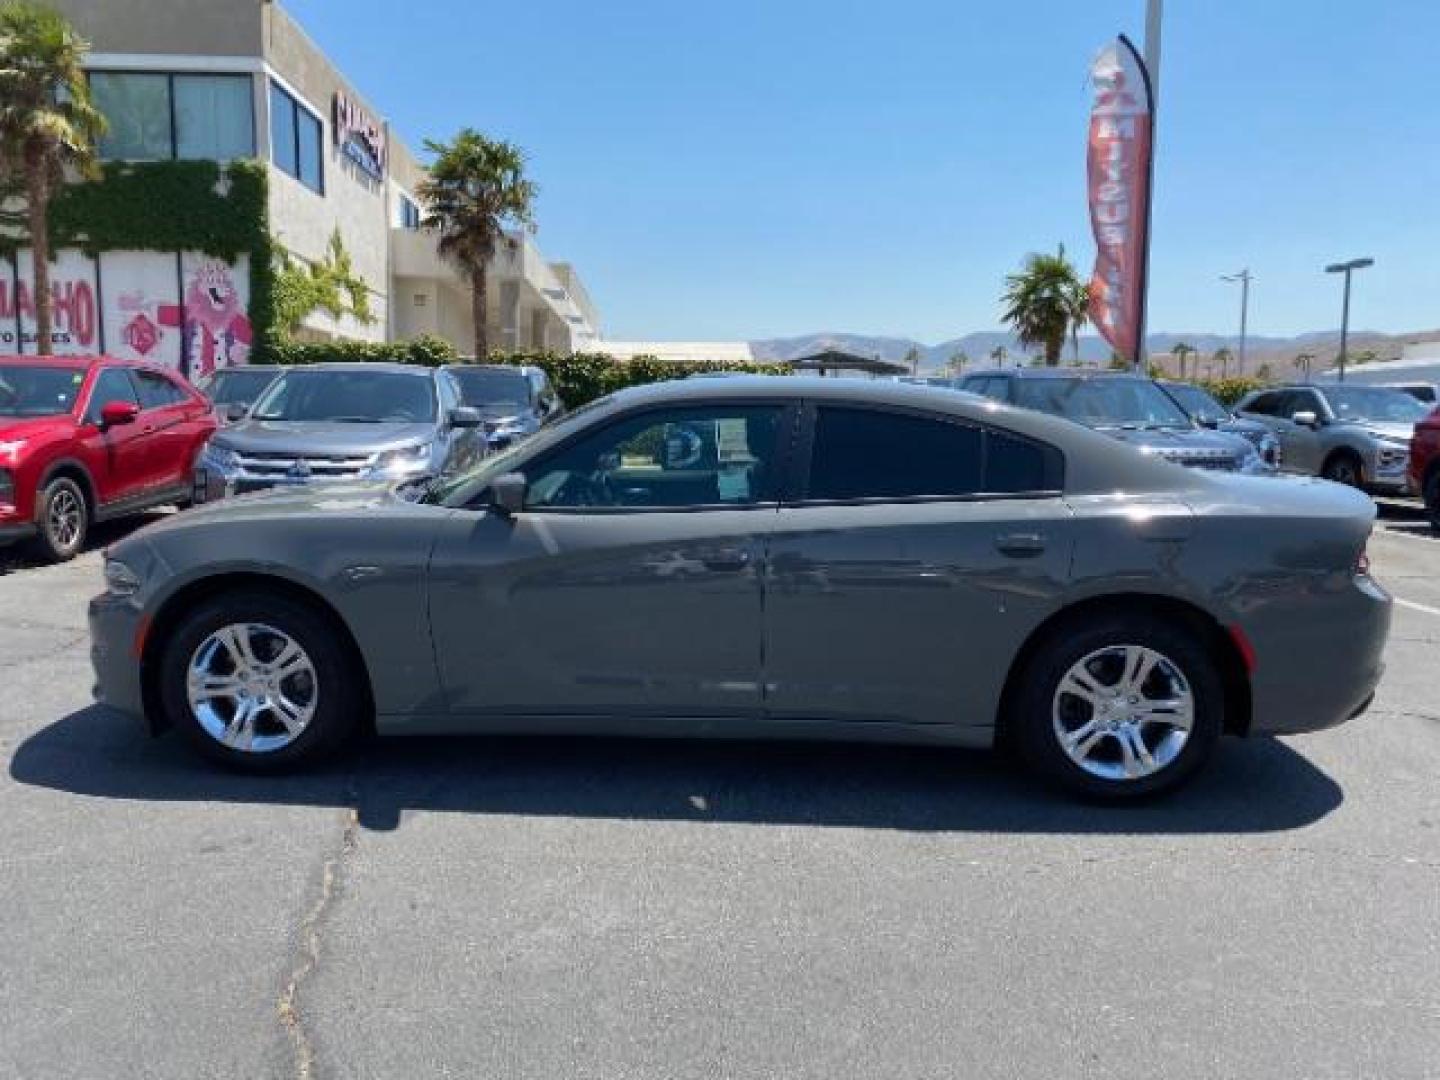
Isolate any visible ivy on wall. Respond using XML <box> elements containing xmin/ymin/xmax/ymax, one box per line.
<box><xmin>5</xmin><ymin>159</ymin><xmax>279</xmax><ymax>356</ymax></box>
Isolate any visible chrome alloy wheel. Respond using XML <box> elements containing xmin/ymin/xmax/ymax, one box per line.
<box><xmin>47</xmin><ymin>487</ymin><xmax>83</xmax><ymax>550</ymax></box>
<box><xmin>187</xmin><ymin>623</ymin><xmax>318</xmax><ymax>753</ymax></box>
<box><xmin>1051</xmin><ymin>644</ymin><xmax>1194</xmax><ymax>782</ymax></box>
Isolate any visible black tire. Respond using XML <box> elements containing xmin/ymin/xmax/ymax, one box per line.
<box><xmin>29</xmin><ymin>476</ymin><xmax>88</xmax><ymax>562</ymax></box>
<box><xmin>157</xmin><ymin>590</ymin><xmax>361</xmax><ymax>771</ymax></box>
<box><xmin>1322</xmin><ymin>451</ymin><xmax>1364</xmax><ymax>489</ymax></box>
<box><xmin>1010</xmin><ymin>614</ymin><xmax>1224</xmax><ymax>801</ymax></box>
<box><xmin>1425</xmin><ymin>469</ymin><xmax>1440</xmax><ymax>534</ymax></box>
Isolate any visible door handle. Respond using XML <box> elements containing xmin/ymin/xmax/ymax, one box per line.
<box><xmin>701</xmin><ymin>550</ymin><xmax>752</xmax><ymax>572</ymax></box>
<box><xmin>995</xmin><ymin>532</ymin><xmax>1046</xmax><ymax>558</ymax></box>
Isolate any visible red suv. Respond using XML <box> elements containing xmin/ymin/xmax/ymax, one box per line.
<box><xmin>1412</xmin><ymin>405</ymin><xmax>1440</xmax><ymax>531</ymax></box>
<box><xmin>0</xmin><ymin>356</ymin><xmax>216</xmax><ymax>561</ymax></box>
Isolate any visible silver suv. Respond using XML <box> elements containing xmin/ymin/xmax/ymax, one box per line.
<box><xmin>1235</xmin><ymin>384</ymin><xmax>1430</xmax><ymax>494</ymax></box>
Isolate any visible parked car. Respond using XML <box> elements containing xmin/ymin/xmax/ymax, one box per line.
<box><xmin>194</xmin><ymin>364</ymin><xmax>286</xmax><ymax>424</ymax></box>
<box><xmin>0</xmin><ymin>355</ymin><xmax>216</xmax><ymax>561</ymax></box>
<box><xmin>193</xmin><ymin>363</ymin><xmax>486</xmax><ymax>500</ymax></box>
<box><xmin>1234</xmin><ymin>384</ymin><xmax>1430</xmax><ymax>493</ymax></box>
<box><xmin>443</xmin><ymin>363</ymin><xmax>564</xmax><ymax>450</ymax></box>
<box><xmin>1410</xmin><ymin>406</ymin><xmax>1440</xmax><ymax>530</ymax></box>
<box><xmin>1381</xmin><ymin>382</ymin><xmax>1439</xmax><ymax>405</ymax></box>
<box><xmin>91</xmin><ymin>377</ymin><xmax>1389</xmax><ymax>801</ymax></box>
<box><xmin>961</xmin><ymin>368</ymin><xmax>1270</xmax><ymax>473</ymax></box>
<box><xmin>1156</xmin><ymin>380</ymin><xmax>1282</xmax><ymax>469</ymax></box>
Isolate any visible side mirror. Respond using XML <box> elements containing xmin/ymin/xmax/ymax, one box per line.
<box><xmin>449</xmin><ymin>406</ymin><xmax>483</xmax><ymax>429</ymax></box>
<box><xmin>99</xmin><ymin>400</ymin><xmax>139</xmax><ymax>428</ymax></box>
<box><xmin>489</xmin><ymin>471</ymin><xmax>527</xmax><ymax>516</ymax></box>
<box><xmin>224</xmin><ymin>402</ymin><xmax>249</xmax><ymax>422</ymax></box>
<box><xmin>1291</xmin><ymin>410</ymin><xmax>1319</xmax><ymax>428</ymax></box>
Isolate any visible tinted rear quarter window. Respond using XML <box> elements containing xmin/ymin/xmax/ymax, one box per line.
<box><xmin>806</xmin><ymin>407</ymin><xmax>1058</xmax><ymax>501</ymax></box>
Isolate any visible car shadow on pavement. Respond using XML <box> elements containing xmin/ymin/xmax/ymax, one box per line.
<box><xmin>0</xmin><ymin>511</ymin><xmax>173</xmax><ymax>576</ymax></box>
<box><xmin>10</xmin><ymin>705</ymin><xmax>1343</xmax><ymax>835</ymax></box>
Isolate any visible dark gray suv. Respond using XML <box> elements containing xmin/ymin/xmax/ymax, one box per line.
<box><xmin>961</xmin><ymin>369</ymin><xmax>1270</xmax><ymax>473</ymax></box>
<box><xmin>195</xmin><ymin>363</ymin><xmax>486</xmax><ymax>499</ymax></box>
<box><xmin>444</xmin><ymin>364</ymin><xmax>564</xmax><ymax>450</ymax></box>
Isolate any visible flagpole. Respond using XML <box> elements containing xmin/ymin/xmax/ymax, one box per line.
<box><xmin>1135</xmin><ymin>0</ymin><xmax>1162</xmax><ymax>372</ymax></box>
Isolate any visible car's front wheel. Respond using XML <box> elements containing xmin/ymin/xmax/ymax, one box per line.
<box><xmin>158</xmin><ymin>591</ymin><xmax>361</xmax><ymax>771</ymax></box>
<box><xmin>30</xmin><ymin>476</ymin><xmax>88</xmax><ymax>562</ymax></box>
<box><xmin>1322</xmin><ymin>451</ymin><xmax>1364</xmax><ymax>489</ymax></box>
<box><xmin>1011</xmin><ymin>615</ymin><xmax>1223</xmax><ymax>800</ymax></box>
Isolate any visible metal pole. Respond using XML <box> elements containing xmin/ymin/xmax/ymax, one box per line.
<box><xmin>1238</xmin><ymin>270</ymin><xmax>1249</xmax><ymax>375</ymax></box>
<box><xmin>1338</xmin><ymin>268</ymin><xmax>1352</xmax><ymax>384</ymax></box>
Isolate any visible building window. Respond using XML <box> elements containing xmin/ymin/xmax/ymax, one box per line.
<box><xmin>269</xmin><ymin>80</ymin><xmax>324</xmax><ymax>194</ymax></box>
<box><xmin>397</xmin><ymin>193</ymin><xmax>421</xmax><ymax>229</ymax></box>
<box><xmin>91</xmin><ymin>72</ymin><xmax>254</xmax><ymax>162</ymax></box>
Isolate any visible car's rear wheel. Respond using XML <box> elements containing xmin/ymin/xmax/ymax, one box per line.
<box><xmin>30</xmin><ymin>477</ymin><xmax>88</xmax><ymax>562</ymax></box>
<box><xmin>1011</xmin><ymin>615</ymin><xmax>1223</xmax><ymax>800</ymax></box>
<box><xmin>1322</xmin><ymin>451</ymin><xmax>1364</xmax><ymax>489</ymax></box>
<box><xmin>158</xmin><ymin>592</ymin><xmax>360</xmax><ymax>771</ymax></box>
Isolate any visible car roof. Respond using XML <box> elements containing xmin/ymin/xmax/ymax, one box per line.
<box><xmin>444</xmin><ymin>363</ymin><xmax>536</xmax><ymax>375</ymax></box>
<box><xmin>975</xmin><ymin>367</ymin><xmax>1147</xmax><ymax>380</ymax></box>
<box><xmin>277</xmin><ymin>362</ymin><xmax>434</xmax><ymax>376</ymax></box>
<box><xmin>0</xmin><ymin>354</ymin><xmax>102</xmax><ymax>369</ymax></box>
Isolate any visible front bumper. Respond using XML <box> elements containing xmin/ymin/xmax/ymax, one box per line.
<box><xmin>1245</xmin><ymin>574</ymin><xmax>1391</xmax><ymax>736</ymax></box>
<box><xmin>88</xmin><ymin>590</ymin><xmax>150</xmax><ymax>727</ymax></box>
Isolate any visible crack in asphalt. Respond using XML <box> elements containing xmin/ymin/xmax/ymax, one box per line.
<box><xmin>278</xmin><ymin>797</ymin><xmax>360</xmax><ymax>1080</ymax></box>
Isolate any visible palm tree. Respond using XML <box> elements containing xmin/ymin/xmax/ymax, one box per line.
<box><xmin>1212</xmin><ymin>346</ymin><xmax>1234</xmax><ymax>379</ymax></box>
<box><xmin>947</xmin><ymin>349</ymin><xmax>968</xmax><ymax>376</ymax></box>
<box><xmin>419</xmin><ymin>129</ymin><xmax>537</xmax><ymax>357</ymax></box>
<box><xmin>1170</xmin><ymin>341</ymin><xmax>1197</xmax><ymax>380</ymax></box>
<box><xmin>989</xmin><ymin>344</ymin><xmax>1009</xmax><ymax>369</ymax></box>
<box><xmin>0</xmin><ymin>2</ymin><xmax>104</xmax><ymax>355</ymax></box>
<box><xmin>1295</xmin><ymin>351</ymin><xmax>1316</xmax><ymax>381</ymax></box>
<box><xmin>1001</xmin><ymin>245</ymin><xmax>1087</xmax><ymax>366</ymax></box>
<box><xmin>902</xmin><ymin>346</ymin><xmax>923</xmax><ymax>375</ymax></box>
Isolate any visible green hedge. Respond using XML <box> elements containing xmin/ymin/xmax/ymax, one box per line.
<box><xmin>251</xmin><ymin>343</ymin><xmax>790</xmax><ymax>408</ymax></box>
<box><xmin>1192</xmin><ymin>376</ymin><xmax>1267</xmax><ymax>407</ymax></box>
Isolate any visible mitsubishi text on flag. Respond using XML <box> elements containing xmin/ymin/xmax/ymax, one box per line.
<box><xmin>1087</xmin><ymin>36</ymin><xmax>1153</xmax><ymax>365</ymax></box>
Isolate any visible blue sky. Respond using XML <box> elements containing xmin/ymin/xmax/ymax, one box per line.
<box><xmin>287</xmin><ymin>0</ymin><xmax>1439</xmax><ymax>342</ymax></box>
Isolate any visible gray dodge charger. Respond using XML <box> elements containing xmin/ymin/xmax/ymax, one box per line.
<box><xmin>89</xmin><ymin>377</ymin><xmax>1391</xmax><ymax>799</ymax></box>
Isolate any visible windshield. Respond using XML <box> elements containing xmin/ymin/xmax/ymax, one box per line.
<box><xmin>450</xmin><ymin>369</ymin><xmax>532</xmax><ymax>411</ymax></box>
<box><xmin>252</xmin><ymin>370</ymin><xmax>437</xmax><ymax>423</ymax></box>
<box><xmin>0</xmin><ymin>365</ymin><xmax>84</xmax><ymax>418</ymax></box>
<box><xmin>1163</xmin><ymin>383</ymin><xmax>1230</xmax><ymax>423</ymax></box>
<box><xmin>205</xmin><ymin>369</ymin><xmax>281</xmax><ymax>407</ymax></box>
<box><xmin>1325</xmin><ymin>386</ymin><xmax>1431</xmax><ymax>422</ymax></box>
<box><xmin>1013</xmin><ymin>377</ymin><xmax>1192</xmax><ymax>429</ymax></box>
<box><xmin>422</xmin><ymin>395</ymin><xmax>613</xmax><ymax>506</ymax></box>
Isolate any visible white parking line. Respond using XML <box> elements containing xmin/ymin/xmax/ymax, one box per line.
<box><xmin>1394</xmin><ymin>597</ymin><xmax>1440</xmax><ymax>618</ymax></box>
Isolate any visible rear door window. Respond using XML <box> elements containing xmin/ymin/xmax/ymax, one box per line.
<box><xmin>132</xmin><ymin>369</ymin><xmax>187</xmax><ymax>410</ymax></box>
<box><xmin>804</xmin><ymin>406</ymin><xmax>1059</xmax><ymax>501</ymax></box>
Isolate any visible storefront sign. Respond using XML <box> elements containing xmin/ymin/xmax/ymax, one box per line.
<box><xmin>334</xmin><ymin>92</ymin><xmax>387</xmax><ymax>180</ymax></box>
<box><xmin>2</xmin><ymin>250</ymin><xmax>99</xmax><ymax>355</ymax></box>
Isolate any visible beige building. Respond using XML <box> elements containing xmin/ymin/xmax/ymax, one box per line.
<box><xmin>45</xmin><ymin>0</ymin><xmax>600</xmax><ymax>359</ymax></box>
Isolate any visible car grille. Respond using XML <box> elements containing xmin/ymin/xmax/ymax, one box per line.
<box><xmin>232</xmin><ymin>451</ymin><xmax>373</xmax><ymax>481</ymax></box>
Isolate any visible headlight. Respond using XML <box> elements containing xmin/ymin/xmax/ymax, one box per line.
<box><xmin>200</xmin><ymin>441</ymin><xmax>240</xmax><ymax>475</ymax></box>
<box><xmin>0</xmin><ymin>467</ymin><xmax>14</xmax><ymax>507</ymax></box>
<box><xmin>1376</xmin><ymin>442</ymin><xmax>1409</xmax><ymax>469</ymax></box>
<box><xmin>370</xmin><ymin>443</ymin><xmax>435</xmax><ymax>478</ymax></box>
<box><xmin>103</xmin><ymin>557</ymin><xmax>141</xmax><ymax>598</ymax></box>
<box><xmin>1258</xmin><ymin>433</ymin><xmax>1281</xmax><ymax>467</ymax></box>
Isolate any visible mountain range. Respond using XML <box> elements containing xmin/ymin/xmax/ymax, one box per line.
<box><xmin>750</xmin><ymin>329</ymin><xmax>1440</xmax><ymax>377</ymax></box>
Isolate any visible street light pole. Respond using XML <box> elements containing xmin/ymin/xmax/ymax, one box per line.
<box><xmin>1221</xmin><ymin>269</ymin><xmax>1251</xmax><ymax>375</ymax></box>
<box><xmin>1324</xmin><ymin>257</ymin><xmax>1374</xmax><ymax>383</ymax></box>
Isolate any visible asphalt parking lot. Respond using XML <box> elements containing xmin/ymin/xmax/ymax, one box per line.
<box><xmin>1</xmin><ymin>505</ymin><xmax>1437</xmax><ymax>1079</ymax></box>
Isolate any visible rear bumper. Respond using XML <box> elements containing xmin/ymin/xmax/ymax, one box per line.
<box><xmin>1245</xmin><ymin>575</ymin><xmax>1392</xmax><ymax>736</ymax></box>
<box><xmin>88</xmin><ymin>590</ymin><xmax>150</xmax><ymax>728</ymax></box>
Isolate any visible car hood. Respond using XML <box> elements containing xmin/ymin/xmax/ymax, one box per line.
<box><xmin>142</xmin><ymin>480</ymin><xmax>417</xmax><ymax>532</ymax></box>
<box><xmin>0</xmin><ymin>414</ymin><xmax>71</xmax><ymax>449</ymax></box>
<box><xmin>212</xmin><ymin>420</ymin><xmax>435</xmax><ymax>456</ymax></box>
<box><xmin>1215</xmin><ymin>416</ymin><xmax>1270</xmax><ymax>438</ymax></box>
<box><xmin>1344</xmin><ymin>420</ymin><xmax>1416</xmax><ymax>443</ymax></box>
<box><xmin>1099</xmin><ymin>426</ymin><xmax>1255</xmax><ymax>467</ymax></box>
